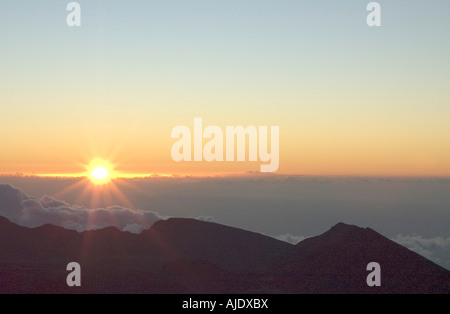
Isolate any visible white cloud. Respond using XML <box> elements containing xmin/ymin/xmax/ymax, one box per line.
<box><xmin>196</xmin><ymin>215</ymin><xmax>217</xmax><ymax>223</ymax></box>
<box><xmin>123</xmin><ymin>223</ymin><xmax>147</xmax><ymax>234</ymax></box>
<box><xmin>0</xmin><ymin>184</ymin><xmax>166</xmax><ymax>233</ymax></box>
<box><xmin>274</xmin><ymin>234</ymin><xmax>309</xmax><ymax>245</ymax></box>
<box><xmin>393</xmin><ymin>234</ymin><xmax>450</xmax><ymax>270</ymax></box>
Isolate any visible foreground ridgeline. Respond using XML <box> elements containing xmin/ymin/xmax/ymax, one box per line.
<box><xmin>0</xmin><ymin>216</ymin><xmax>448</xmax><ymax>294</ymax></box>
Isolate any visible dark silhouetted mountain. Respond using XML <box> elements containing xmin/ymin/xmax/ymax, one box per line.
<box><xmin>267</xmin><ymin>222</ymin><xmax>450</xmax><ymax>293</ymax></box>
<box><xmin>146</xmin><ymin>218</ymin><xmax>292</xmax><ymax>271</ymax></box>
<box><xmin>0</xmin><ymin>216</ymin><xmax>448</xmax><ymax>294</ymax></box>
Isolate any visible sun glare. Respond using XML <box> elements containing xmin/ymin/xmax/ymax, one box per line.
<box><xmin>92</xmin><ymin>167</ymin><xmax>109</xmax><ymax>179</ymax></box>
<box><xmin>88</xmin><ymin>160</ymin><xmax>114</xmax><ymax>184</ymax></box>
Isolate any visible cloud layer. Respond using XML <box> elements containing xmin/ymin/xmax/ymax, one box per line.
<box><xmin>274</xmin><ymin>234</ymin><xmax>309</xmax><ymax>245</ymax></box>
<box><xmin>0</xmin><ymin>184</ymin><xmax>165</xmax><ymax>233</ymax></box>
<box><xmin>1</xmin><ymin>177</ymin><xmax>450</xmax><ymax>270</ymax></box>
<box><xmin>393</xmin><ymin>234</ymin><xmax>450</xmax><ymax>270</ymax></box>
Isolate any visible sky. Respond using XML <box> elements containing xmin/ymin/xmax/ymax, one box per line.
<box><xmin>1</xmin><ymin>1</ymin><xmax>450</xmax><ymax>176</ymax></box>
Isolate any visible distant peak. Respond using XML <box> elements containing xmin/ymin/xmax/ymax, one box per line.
<box><xmin>325</xmin><ymin>222</ymin><xmax>374</xmax><ymax>236</ymax></box>
<box><xmin>330</xmin><ymin>222</ymin><xmax>362</xmax><ymax>230</ymax></box>
<box><xmin>320</xmin><ymin>222</ymin><xmax>383</xmax><ymax>242</ymax></box>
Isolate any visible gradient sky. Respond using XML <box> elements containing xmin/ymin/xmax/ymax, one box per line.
<box><xmin>1</xmin><ymin>1</ymin><xmax>450</xmax><ymax>176</ymax></box>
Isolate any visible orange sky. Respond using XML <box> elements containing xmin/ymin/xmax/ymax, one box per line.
<box><xmin>1</xmin><ymin>2</ymin><xmax>449</xmax><ymax>177</ymax></box>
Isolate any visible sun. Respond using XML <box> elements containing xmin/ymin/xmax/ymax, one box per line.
<box><xmin>92</xmin><ymin>167</ymin><xmax>109</xmax><ymax>180</ymax></box>
<box><xmin>90</xmin><ymin>166</ymin><xmax>110</xmax><ymax>184</ymax></box>
<box><xmin>87</xmin><ymin>159</ymin><xmax>114</xmax><ymax>184</ymax></box>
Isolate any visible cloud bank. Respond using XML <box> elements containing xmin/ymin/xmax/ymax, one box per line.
<box><xmin>274</xmin><ymin>234</ymin><xmax>309</xmax><ymax>245</ymax></box>
<box><xmin>393</xmin><ymin>234</ymin><xmax>450</xmax><ymax>270</ymax></box>
<box><xmin>196</xmin><ymin>215</ymin><xmax>217</xmax><ymax>223</ymax></box>
<box><xmin>0</xmin><ymin>184</ymin><xmax>165</xmax><ymax>233</ymax></box>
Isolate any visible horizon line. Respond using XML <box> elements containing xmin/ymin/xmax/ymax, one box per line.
<box><xmin>1</xmin><ymin>172</ymin><xmax>450</xmax><ymax>179</ymax></box>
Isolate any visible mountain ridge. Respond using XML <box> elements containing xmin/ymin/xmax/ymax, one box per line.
<box><xmin>0</xmin><ymin>215</ymin><xmax>448</xmax><ymax>293</ymax></box>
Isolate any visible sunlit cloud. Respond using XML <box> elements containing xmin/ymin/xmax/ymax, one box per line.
<box><xmin>0</xmin><ymin>184</ymin><xmax>166</xmax><ymax>233</ymax></box>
